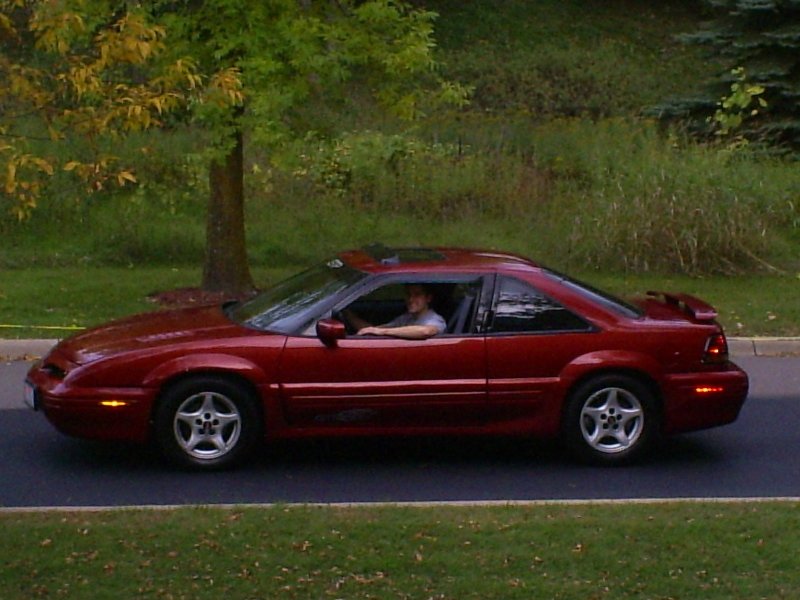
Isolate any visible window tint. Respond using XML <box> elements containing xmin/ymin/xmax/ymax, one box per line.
<box><xmin>491</xmin><ymin>277</ymin><xmax>590</xmax><ymax>333</ymax></box>
<box><xmin>542</xmin><ymin>269</ymin><xmax>643</xmax><ymax>318</ymax></box>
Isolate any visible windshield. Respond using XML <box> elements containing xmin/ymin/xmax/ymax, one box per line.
<box><xmin>228</xmin><ymin>260</ymin><xmax>366</xmax><ymax>334</ymax></box>
<box><xmin>543</xmin><ymin>269</ymin><xmax>643</xmax><ymax>319</ymax></box>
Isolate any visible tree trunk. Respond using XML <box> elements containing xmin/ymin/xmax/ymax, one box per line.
<box><xmin>201</xmin><ymin>130</ymin><xmax>255</xmax><ymax>296</ymax></box>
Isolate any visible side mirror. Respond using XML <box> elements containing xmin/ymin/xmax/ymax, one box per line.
<box><xmin>316</xmin><ymin>318</ymin><xmax>346</xmax><ymax>347</ymax></box>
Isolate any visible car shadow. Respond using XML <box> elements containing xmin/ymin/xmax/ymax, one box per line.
<box><xmin>52</xmin><ymin>431</ymin><xmax>727</xmax><ymax>473</ymax></box>
<box><xmin>258</xmin><ymin>435</ymin><xmax>571</xmax><ymax>468</ymax></box>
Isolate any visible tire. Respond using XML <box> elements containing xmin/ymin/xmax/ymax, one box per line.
<box><xmin>154</xmin><ymin>376</ymin><xmax>262</xmax><ymax>470</ymax></box>
<box><xmin>562</xmin><ymin>374</ymin><xmax>659</xmax><ymax>466</ymax></box>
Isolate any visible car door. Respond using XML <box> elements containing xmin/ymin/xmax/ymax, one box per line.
<box><xmin>278</xmin><ymin>275</ymin><xmax>488</xmax><ymax>431</ymax></box>
<box><xmin>484</xmin><ymin>275</ymin><xmax>600</xmax><ymax>435</ymax></box>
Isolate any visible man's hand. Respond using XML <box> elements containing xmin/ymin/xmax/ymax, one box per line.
<box><xmin>357</xmin><ymin>326</ymin><xmax>385</xmax><ymax>336</ymax></box>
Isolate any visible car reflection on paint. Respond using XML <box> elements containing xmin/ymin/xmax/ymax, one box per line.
<box><xmin>25</xmin><ymin>245</ymin><xmax>748</xmax><ymax>469</ymax></box>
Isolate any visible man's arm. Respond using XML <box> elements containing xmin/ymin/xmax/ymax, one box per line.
<box><xmin>357</xmin><ymin>324</ymin><xmax>440</xmax><ymax>340</ymax></box>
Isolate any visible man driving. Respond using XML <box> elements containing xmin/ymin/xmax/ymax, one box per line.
<box><xmin>347</xmin><ymin>283</ymin><xmax>446</xmax><ymax>340</ymax></box>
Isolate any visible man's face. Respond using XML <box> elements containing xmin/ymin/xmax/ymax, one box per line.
<box><xmin>405</xmin><ymin>285</ymin><xmax>432</xmax><ymax>316</ymax></box>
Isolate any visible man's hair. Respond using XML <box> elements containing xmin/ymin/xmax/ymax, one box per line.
<box><xmin>406</xmin><ymin>283</ymin><xmax>435</xmax><ymax>296</ymax></box>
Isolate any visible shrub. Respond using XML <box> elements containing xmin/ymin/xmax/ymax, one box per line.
<box><xmin>527</xmin><ymin>119</ymin><xmax>798</xmax><ymax>274</ymax></box>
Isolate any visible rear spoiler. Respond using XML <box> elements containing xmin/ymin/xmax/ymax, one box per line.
<box><xmin>646</xmin><ymin>291</ymin><xmax>718</xmax><ymax>322</ymax></box>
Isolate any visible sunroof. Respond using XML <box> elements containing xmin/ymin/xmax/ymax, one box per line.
<box><xmin>363</xmin><ymin>244</ymin><xmax>446</xmax><ymax>264</ymax></box>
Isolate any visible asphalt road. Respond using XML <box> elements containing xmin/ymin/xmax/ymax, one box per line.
<box><xmin>1</xmin><ymin>357</ymin><xmax>798</xmax><ymax>509</ymax></box>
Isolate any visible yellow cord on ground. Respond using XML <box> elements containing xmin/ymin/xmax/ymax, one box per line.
<box><xmin>0</xmin><ymin>324</ymin><xmax>85</xmax><ymax>330</ymax></box>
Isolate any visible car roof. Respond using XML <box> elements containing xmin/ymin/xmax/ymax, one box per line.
<box><xmin>338</xmin><ymin>244</ymin><xmax>541</xmax><ymax>275</ymax></box>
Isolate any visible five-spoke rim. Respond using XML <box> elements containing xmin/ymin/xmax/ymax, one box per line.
<box><xmin>173</xmin><ymin>391</ymin><xmax>242</xmax><ymax>460</ymax></box>
<box><xmin>579</xmin><ymin>386</ymin><xmax>644</xmax><ymax>454</ymax></box>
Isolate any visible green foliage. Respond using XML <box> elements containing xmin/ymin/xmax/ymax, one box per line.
<box><xmin>429</xmin><ymin>0</ymin><xmax>710</xmax><ymax>120</ymax></box>
<box><xmin>710</xmin><ymin>67</ymin><xmax>767</xmax><ymax>139</ymax></box>
<box><xmin>2</xmin><ymin>0</ymin><xmax>798</xmax><ymax>280</ymax></box>
<box><xmin>525</xmin><ymin>119</ymin><xmax>796</xmax><ymax>274</ymax></box>
<box><xmin>4</xmin><ymin>117</ymin><xmax>800</xmax><ymax>277</ymax></box>
<box><xmin>658</xmin><ymin>0</ymin><xmax>800</xmax><ymax>150</ymax></box>
<box><xmin>156</xmin><ymin>0</ymin><xmax>469</xmax><ymax>151</ymax></box>
<box><xmin>0</xmin><ymin>0</ymin><xmax>209</xmax><ymax>218</ymax></box>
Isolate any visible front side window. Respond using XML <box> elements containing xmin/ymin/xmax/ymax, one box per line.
<box><xmin>339</xmin><ymin>277</ymin><xmax>484</xmax><ymax>337</ymax></box>
<box><xmin>227</xmin><ymin>260</ymin><xmax>366</xmax><ymax>334</ymax></box>
<box><xmin>491</xmin><ymin>276</ymin><xmax>591</xmax><ymax>334</ymax></box>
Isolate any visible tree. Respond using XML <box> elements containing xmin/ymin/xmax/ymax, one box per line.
<box><xmin>0</xmin><ymin>0</ymin><xmax>220</xmax><ymax>219</ymax></box>
<box><xmin>155</xmin><ymin>0</ymin><xmax>466</xmax><ymax>295</ymax></box>
<box><xmin>2</xmin><ymin>1</ymin><xmax>467</xmax><ymax>296</ymax></box>
<box><xmin>653</xmin><ymin>0</ymin><xmax>800</xmax><ymax>150</ymax></box>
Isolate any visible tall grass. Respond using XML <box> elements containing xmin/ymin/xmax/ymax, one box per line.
<box><xmin>523</xmin><ymin>119</ymin><xmax>800</xmax><ymax>274</ymax></box>
<box><xmin>1</xmin><ymin>1</ymin><xmax>798</xmax><ymax>276</ymax></box>
<box><xmin>262</xmin><ymin>119</ymin><xmax>799</xmax><ymax>275</ymax></box>
<box><xmin>3</xmin><ymin>118</ymin><xmax>799</xmax><ymax>275</ymax></box>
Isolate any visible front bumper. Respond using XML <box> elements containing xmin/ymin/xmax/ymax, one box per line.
<box><xmin>26</xmin><ymin>367</ymin><xmax>155</xmax><ymax>443</ymax></box>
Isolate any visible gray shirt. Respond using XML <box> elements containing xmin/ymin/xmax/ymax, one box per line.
<box><xmin>385</xmin><ymin>309</ymin><xmax>446</xmax><ymax>334</ymax></box>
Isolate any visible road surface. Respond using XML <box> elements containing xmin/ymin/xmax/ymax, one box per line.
<box><xmin>1</xmin><ymin>357</ymin><xmax>797</xmax><ymax>508</ymax></box>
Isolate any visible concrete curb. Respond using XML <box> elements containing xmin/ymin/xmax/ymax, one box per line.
<box><xmin>728</xmin><ymin>337</ymin><xmax>800</xmax><ymax>358</ymax></box>
<box><xmin>2</xmin><ymin>337</ymin><xmax>800</xmax><ymax>362</ymax></box>
<box><xmin>0</xmin><ymin>339</ymin><xmax>59</xmax><ymax>362</ymax></box>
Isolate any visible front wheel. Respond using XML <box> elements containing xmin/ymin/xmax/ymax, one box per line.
<box><xmin>562</xmin><ymin>375</ymin><xmax>659</xmax><ymax>465</ymax></box>
<box><xmin>154</xmin><ymin>376</ymin><xmax>262</xmax><ymax>470</ymax></box>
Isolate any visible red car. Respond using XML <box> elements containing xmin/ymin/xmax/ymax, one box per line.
<box><xmin>25</xmin><ymin>245</ymin><xmax>748</xmax><ymax>469</ymax></box>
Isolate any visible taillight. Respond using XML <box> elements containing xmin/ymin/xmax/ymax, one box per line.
<box><xmin>703</xmin><ymin>333</ymin><xmax>729</xmax><ymax>364</ymax></box>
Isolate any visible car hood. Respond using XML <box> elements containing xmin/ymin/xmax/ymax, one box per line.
<box><xmin>55</xmin><ymin>305</ymin><xmax>250</xmax><ymax>364</ymax></box>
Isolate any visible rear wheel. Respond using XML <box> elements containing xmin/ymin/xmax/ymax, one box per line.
<box><xmin>563</xmin><ymin>374</ymin><xmax>658</xmax><ymax>465</ymax></box>
<box><xmin>155</xmin><ymin>376</ymin><xmax>261</xmax><ymax>470</ymax></box>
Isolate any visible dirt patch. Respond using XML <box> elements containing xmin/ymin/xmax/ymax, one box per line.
<box><xmin>147</xmin><ymin>287</ymin><xmax>256</xmax><ymax>308</ymax></box>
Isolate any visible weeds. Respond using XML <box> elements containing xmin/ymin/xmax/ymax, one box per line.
<box><xmin>1</xmin><ymin>1</ymin><xmax>798</xmax><ymax>276</ymax></box>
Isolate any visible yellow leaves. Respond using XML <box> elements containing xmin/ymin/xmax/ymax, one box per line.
<box><xmin>205</xmin><ymin>67</ymin><xmax>245</xmax><ymax>107</ymax></box>
<box><xmin>7</xmin><ymin>66</ymin><xmax>52</xmax><ymax>108</ymax></box>
<box><xmin>59</xmin><ymin>157</ymin><xmax>137</xmax><ymax>192</ymax></box>
<box><xmin>1</xmin><ymin>4</ymin><xmax>236</xmax><ymax>220</ymax></box>
<box><xmin>1</xmin><ymin>152</ymin><xmax>53</xmax><ymax>219</ymax></box>
<box><xmin>30</xmin><ymin>10</ymin><xmax>85</xmax><ymax>55</ymax></box>
<box><xmin>0</xmin><ymin>7</ymin><xmax>205</xmax><ymax>221</ymax></box>
<box><xmin>157</xmin><ymin>58</ymin><xmax>202</xmax><ymax>92</ymax></box>
<box><xmin>29</xmin><ymin>156</ymin><xmax>53</xmax><ymax>176</ymax></box>
<box><xmin>94</xmin><ymin>13</ymin><xmax>166</xmax><ymax>68</ymax></box>
<box><xmin>47</xmin><ymin>125</ymin><xmax>64</xmax><ymax>141</ymax></box>
<box><xmin>63</xmin><ymin>64</ymin><xmax>102</xmax><ymax>99</ymax></box>
<box><xmin>117</xmin><ymin>170</ymin><xmax>137</xmax><ymax>186</ymax></box>
<box><xmin>4</xmin><ymin>161</ymin><xmax>16</xmax><ymax>195</ymax></box>
<box><xmin>0</xmin><ymin>11</ymin><xmax>15</xmax><ymax>38</ymax></box>
<box><xmin>4</xmin><ymin>153</ymin><xmax>53</xmax><ymax>194</ymax></box>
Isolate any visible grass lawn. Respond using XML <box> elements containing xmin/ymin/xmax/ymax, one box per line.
<box><xmin>1</xmin><ymin>502</ymin><xmax>799</xmax><ymax>599</ymax></box>
<box><xmin>1</xmin><ymin>266</ymin><xmax>797</xmax><ymax>339</ymax></box>
<box><xmin>0</xmin><ymin>266</ymin><xmax>291</xmax><ymax>339</ymax></box>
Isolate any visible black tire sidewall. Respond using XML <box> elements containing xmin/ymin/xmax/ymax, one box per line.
<box><xmin>154</xmin><ymin>376</ymin><xmax>261</xmax><ymax>470</ymax></box>
<box><xmin>563</xmin><ymin>374</ymin><xmax>658</xmax><ymax>466</ymax></box>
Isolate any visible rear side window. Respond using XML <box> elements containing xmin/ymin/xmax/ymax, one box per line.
<box><xmin>491</xmin><ymin>276</ymin><xmax>591</xmax><ymax>334</ymax></box>
<box><xmin>542</xmin><ymin>268</ymin><xmax>643</xmax><ymax>319</ymax></box>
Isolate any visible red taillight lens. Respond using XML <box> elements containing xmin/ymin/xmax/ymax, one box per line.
<box><xmin>704</xmin><ymin>333</ymin><xmax>729</xmax><ymax>363</ymax></box>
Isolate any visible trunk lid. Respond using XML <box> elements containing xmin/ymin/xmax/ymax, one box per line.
<box><xmin>637</xmin><ymin>291</ymin><xmax>719</xmax><ymax>324</ymax></box>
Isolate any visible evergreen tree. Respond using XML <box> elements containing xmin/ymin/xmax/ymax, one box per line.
<box><xmin>654</xmin><ymin>0</ymin><xmax>800</xmax><ymax>150</ymax></box>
